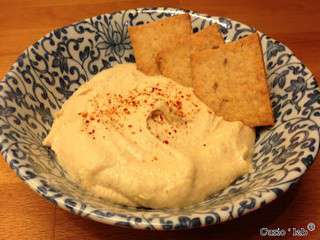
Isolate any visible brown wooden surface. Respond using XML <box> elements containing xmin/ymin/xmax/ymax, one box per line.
<box><xmin>0</xmin><ymin>0</ymin><xmax>319</xmax><ymax>239</ymax></box>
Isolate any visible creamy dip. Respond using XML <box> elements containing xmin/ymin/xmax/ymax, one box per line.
<box><xmin>43</xmin><ymin>64</ymin><xmax>255</xmax><ymax>209</ymax></box>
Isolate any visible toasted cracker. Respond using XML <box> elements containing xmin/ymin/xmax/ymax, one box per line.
<box><xmin>128</xmin><ymin>14</ymin><xmax>192</xmax><ymax>76</ymax></box>
<box><xmin>191</xmin><ymin>33</ymin><xmax>274</xmax><ymax>127</ymax></box>
<box><xmin>157</xmin><ymin>24</ymin><xmax>224</xmax><ymax>87</ymax></box>
<box><xmin>157</xmin><ymin>43</ymin><xmax>192</xmax><ymax>86</ymax></box>
<box><xmin>190</xmin><ymin>24</ymin><xmax>224</xmax><ymax>53</ymax></box>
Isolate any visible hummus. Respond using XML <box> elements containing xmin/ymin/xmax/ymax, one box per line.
<box><xmin>43</xmin><ymin>64</ymin><xmax>255</xmax><ymax>209</ymax></box>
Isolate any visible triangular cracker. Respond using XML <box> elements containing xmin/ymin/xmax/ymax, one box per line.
<box><xmin>191</xmin><ymin>33</ymin><xmax>274</xmax><ymax>127</ymax></box>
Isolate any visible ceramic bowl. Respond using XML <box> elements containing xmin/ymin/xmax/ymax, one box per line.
<box><xmin>0</xmin><ymin>7</ymin><xmax>319</xmax><ymax>230</ymax></box>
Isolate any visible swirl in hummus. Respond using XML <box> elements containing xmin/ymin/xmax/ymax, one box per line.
<box><xmin>43</xmin><ymin>64</ymin><xmax>255</xmax><ymax>209</ymax></box>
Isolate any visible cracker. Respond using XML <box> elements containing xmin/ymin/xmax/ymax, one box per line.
<box><xmin>190</xmin><ymin>24</ymin><xmax>224</xmax><ymax>53</ymax></box>
<box><xmin>191</xmin><ymin>32</ymin><xmax>274</xmax><ymax>127</ymax></box>
<box><xmin>157</xmin><ymin>24</ymin><xmax>224</xmax><ymax>87</ymax></box>
<box><xmin>157</xmin><ymin>43</ymin><xmax>192</xmax><ymax>86</ymax></box>
<box><xmin>128</xmin><ymin>14</ymin><xmax>192</xmax><ymax>75</ymax></box>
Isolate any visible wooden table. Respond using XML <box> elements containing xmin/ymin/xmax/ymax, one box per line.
<box><xmin>0</xmin><ymin>0</ymin><xmax>319</xmax><ymax>239</ymax></box>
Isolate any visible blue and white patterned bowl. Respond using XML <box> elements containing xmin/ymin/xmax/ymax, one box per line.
<box><xmin>0</xmin><ymin>7</ymin><xmax>319</xmax><ymax>230</ymax></box>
